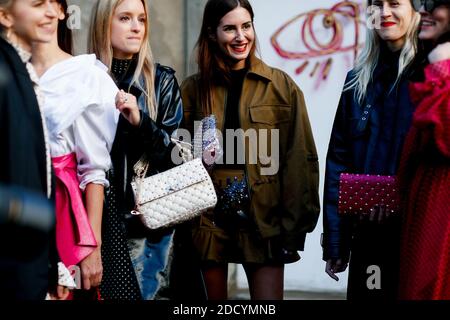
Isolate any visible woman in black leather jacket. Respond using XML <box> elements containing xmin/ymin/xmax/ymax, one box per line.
<box><xmin>322</xmin><ymin>0</ymin><xmax>421</xmax><ymax>300</ymax></box>
<box><xmin>89</xmin><ymin>0</ymin><xmax>184</xmax><ymax>300</ymax></box>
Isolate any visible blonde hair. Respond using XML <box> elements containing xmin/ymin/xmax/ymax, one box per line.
<box><xmin>344</xmin><ymin>8</ymin><xmax>421</xmax><ymax>105</ymax></box>
<box><xmin>89</xmin><ymin>0</ymin><xmax>157</xmax><ymax>119</ymax></box>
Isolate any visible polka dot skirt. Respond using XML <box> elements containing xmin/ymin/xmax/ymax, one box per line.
<box><xmin>100</xmin><ymin>171</ymin><xmax>142</xmax><ymax>300</ymax></box>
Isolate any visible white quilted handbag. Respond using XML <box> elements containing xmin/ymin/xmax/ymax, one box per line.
<box><xmin>130</xmin><ymin>140</ymin><xmax>217</xmax><ymax>229</ymax></box>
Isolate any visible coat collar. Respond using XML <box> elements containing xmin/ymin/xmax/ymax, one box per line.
<box><xmin>114</xmin><ymin>58</ymin><xmax>146</xmax><ymax>97</ymax></box>
<box><xmin>0</xmin><ymin>36</ymin><xmax>30</xmax><ymax>75</ymax></box>
<box><xmin>247</xmin><ymin>56</ymin><xmax>272</xmax><ymax>82</ymax></box>
<box><xmin>7</xmin><ymin>40</ymin><xmax>31</xmax><ymax>64</ymax></box>
<box><xmin>373</xmin><ymin>44</ymin><xmax>401</xmax><ymax>80</ymax></box>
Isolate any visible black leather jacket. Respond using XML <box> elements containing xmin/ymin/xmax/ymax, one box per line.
<box><xmin>322</xmin><ymin>49</ymin><xmax>417</xmax><ymax>261</ymax></box>
<box><xmin>110</xmin><ymin>63</ymin><xmax>183</xmax><ymax>211</ymax></box>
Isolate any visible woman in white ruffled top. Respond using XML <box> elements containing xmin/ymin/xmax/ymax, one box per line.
<box><xmin>31</xmin><ymin>0</ymin><xmax>119</xmax><ymax>299</ymax></box>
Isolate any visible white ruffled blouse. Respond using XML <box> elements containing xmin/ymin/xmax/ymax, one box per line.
<box><xmin>39</xmin><ymin>54</ymin><xmax>120</xmax><ymax>190</ymax></box>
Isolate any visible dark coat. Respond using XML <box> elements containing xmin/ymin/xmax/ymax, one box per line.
<box><xmin>322</xmin><ymin>50</ymin><xmax>417</xmax><ymax>261</ymax></box>
<box><xmin>0</xmin><ymin>37</ymin><xmax>54</xmax><ymax>300</ymax></box>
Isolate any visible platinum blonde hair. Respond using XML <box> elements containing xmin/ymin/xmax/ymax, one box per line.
<box><xmin>344</xmin><ymin>4</ymin><xmax>420</xmax><ymax>104</ymax></box>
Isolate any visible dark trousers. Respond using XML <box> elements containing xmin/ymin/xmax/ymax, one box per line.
<box><xmin>347</xmin><ymin>216</ymin><xmax>401</xmax><ymax>300</ymax></box>
<box><xmin>0</xmin><ymin>225</ymin><xmax>50</xmax><ymax>300</ymax></box>
<box><xmin>170</xmin><ymin>222</ymin><xmax>207</xmax><ymax>301</ymax></box>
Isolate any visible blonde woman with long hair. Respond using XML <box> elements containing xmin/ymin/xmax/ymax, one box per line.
<box><xmin>322</xmin><ymin>0</ymin><xmax>421</xmax><ymax>300</ymax></box>
<box><xmin>90</xmin><ymin>0</ymin><xmax>184</xmax><ymax>300</ymax></box>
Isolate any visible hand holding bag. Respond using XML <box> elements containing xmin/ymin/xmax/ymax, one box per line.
<box><xmin>130</xmin><ymin>139</ymin><xmax>217</xmax><ymax>229</ymax></box>
<box><xmin>338</xmin><ymin>173</ymin><xmax>400</xmax><ymax>215</ymax></box>
<box><xmin>193</xmin><ymin>114</ymin><xmax>223</xmax><ymax>169</ymax></box>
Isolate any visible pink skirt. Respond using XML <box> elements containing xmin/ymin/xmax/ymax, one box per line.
<box><xmin>53</xmin><ymin>153</ymin><xmax>97</xmax><ymax>267</ymax></box>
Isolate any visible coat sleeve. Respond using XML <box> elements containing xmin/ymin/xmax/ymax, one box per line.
<box><xmin>180</xmin><ymin>75</ymin><xmax>200</xmax><ymax>135</ymax></box>
<box><xmin>322</xmin><ymin>76</ymin><xmax>354</xmax><ymax>262</ymax></box>
<box><xmin>0</xmin><ymin>61</ymin><xmax>8</xmax><ymax>135</ymax></box>
<box><xmin>280</xmin><ymin>80</ymin><xmax>320</xmax><ymax>251</ymax></box>
<box><xmin>127</xmin><ymin>68</ymin><xmax>184</xmax><ymax>169</ymax></box>
<box><xmin>409</xmin><ymin>59</ymin><xmax>450</xmax><ymax>158</ymax></box>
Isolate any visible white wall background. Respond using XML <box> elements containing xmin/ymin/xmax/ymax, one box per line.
<box><xmin>236</xmin><ymin>0</ymin><xmax>367</xmax><ymax>294</ymax></box>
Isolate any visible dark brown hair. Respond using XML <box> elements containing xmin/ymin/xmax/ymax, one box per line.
<box><xmin>57</xmin><ymin>0</ymin><xmax>72</xmax><ymax>54</ymax></box>
<box><xmin>196</xmin><ymin>0</ymin><xmax>256</xmax><ymax>114</ymax></box>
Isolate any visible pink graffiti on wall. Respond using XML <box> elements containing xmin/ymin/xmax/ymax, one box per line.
<box><xmin>271</xmin><ymin>1</ymin><xmax>365</xmax><ymax>82</ymax></box>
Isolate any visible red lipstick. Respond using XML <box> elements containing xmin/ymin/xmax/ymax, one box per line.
<box><xmin>381</xmin><ymin>22</ymin><xmax>396</xmax><ymax>27</ymax></box>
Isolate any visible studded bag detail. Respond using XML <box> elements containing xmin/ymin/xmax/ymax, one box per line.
<box><xmin>130</xmin><ymin>139</ymin><xmax>217</xmax><ymax>229</ymax></box>
<box><xmin>338</xmin><ymin>173</ymin><xmax>400</xmax><ymax>215</ymax></box>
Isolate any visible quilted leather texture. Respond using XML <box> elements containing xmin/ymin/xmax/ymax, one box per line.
<box><xmin>131</xmin><ymin>158</ymin><xmax>217</xmax><ymax>229</ymax></box>
<box><xmin>338</xmin><ymin>173</ymin><xmax>400</xmax><ymax>215</ymax></box>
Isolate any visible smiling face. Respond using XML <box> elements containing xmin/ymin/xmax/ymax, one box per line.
<box><xmin>214</xmin><ymin>6</ymin><xmax>255</xmax><ymax>70</ymax></box>
<box><xmin>0</xmin><ymin>0</ymin><xmax>59</xmax><ymax>50</ymax></box>
<box><xmin>418</xmin><ymin>4</ymin><xmax>450</xmax><ymax>41</ymax></box>
<box><xmin>372</xmin><ymin>0</ymin><xmax>416</xmax><ymax>50</ymax></box>
<box><xmin>111</xmin><ymin>0</ymin><xmax>146</xmax><ymax>59</ymax></box>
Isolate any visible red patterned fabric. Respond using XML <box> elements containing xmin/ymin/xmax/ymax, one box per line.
<box><xmin>398</xmin><ymin>59</ymin><xmax>450</xmax><ymax>300</ymax></box>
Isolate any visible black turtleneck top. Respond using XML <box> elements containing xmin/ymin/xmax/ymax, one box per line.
<box><xmin>218</xmin><ymin>68</ymin><xmax>247</xmax><ymax>170</ymax></box>
<box><xmin>111</xmin><ymin>58</ymin><xmax>134</xmax><ymax>85</ymax></box>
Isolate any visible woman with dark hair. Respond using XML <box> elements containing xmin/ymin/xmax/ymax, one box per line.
<box><xmin>31</xmin><ymin>0</ymin><xmax>119</xmax><ymax>297</ymax></box>
<box><xmin>90</xmin><ymin>0</ymin><xmax>183</xmax><ymax>300</ymax></box>
<box><xmin>0</xmin><ymin>0</ymin><xmax>56</xmax><ymax>300</ymax></box>
<box><xmin>398</xmin><ymin>0</ymin><xmax>450</xmax><ymax>300</ymax></box>
<box><xmin>55</xmin><ymin>0</ymin><xmax>71</xmax><ymax>55</ymax></box>
<box><xmin>181</xmin><ymin>0</ymin><xmax>320</xmax><ymax>300</ymax></box>
<box><xmin>322</xmin><ymin>0</ymin><xmax>421</xmax><ymax>300</ymax></box>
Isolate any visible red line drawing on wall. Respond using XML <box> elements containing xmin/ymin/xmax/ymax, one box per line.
<box><xmin>271</xmin><ymin>1</ymin><xmax>365</xmax><ymax>83</ymax></box>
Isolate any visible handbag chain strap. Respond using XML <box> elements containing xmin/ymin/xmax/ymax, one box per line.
<box><xmin>130</xmin><ymin>138</ymin><xmax>194</xmax><ymax>215</ymax></box>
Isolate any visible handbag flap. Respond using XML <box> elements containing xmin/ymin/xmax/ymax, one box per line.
<box><xmin>338</xmin><ymin>173</ymin><xmax>400</xmax><ymax>215</ymax></box>
<box><xmin>131</xmin><ymin>158</ymin><xmax>210</xmax><ymax>204</ymax></box>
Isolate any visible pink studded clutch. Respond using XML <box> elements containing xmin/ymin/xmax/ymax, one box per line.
<box><xmin>338</xmin><ymin>173</ymin><xmax>400</xmax><ymax>215</ymax></box>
